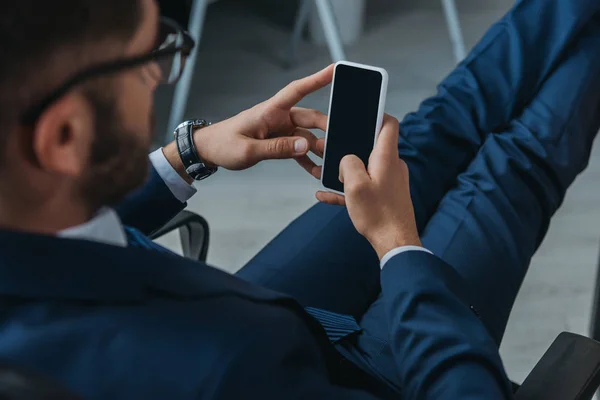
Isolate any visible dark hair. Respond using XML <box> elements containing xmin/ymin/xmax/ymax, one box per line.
<box><xmin>0</xmin><ymin>0</ymin><xmax>141</xmax><ymax>137</ymax></box>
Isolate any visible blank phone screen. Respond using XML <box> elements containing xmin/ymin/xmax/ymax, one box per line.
<box><xmin>322</xmin><ymin>64</ymin><xmax>383</xmax><ymax>193</ymax></box>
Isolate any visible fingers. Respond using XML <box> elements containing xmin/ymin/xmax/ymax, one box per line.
<box><xmin>372</xmin><ymin>114</ymin><xmax>400</xmax><ymax>160</ymax></box>
<box><xmin>316</xmin><ymin>138</ymin><xmax>325</xmax><ymax>157</ymax></box>
<box><xmin>292</xmin><ymin>128</ymin><xmax>323</xmax><ymax>158</ymax></box>
<box><xmin>316</xmin><ymin>191</ymin><xmax>346</xmax><ymax>206</ymax></box>
<box><xmin>339</xmin><ymin>155</ymin><xmax>369</xmax><ymax>186</ymax></box>
<box><xmin>290</xmin><ymin>128</ymin><xmax>324</xmax><ymax>179</ymax></box>
<box><xmin>290</xmin><ymin>107</ymin><xmax>328</xmax><ymax>132</ymax></box>
<box><xmin>272</xmin><ymin>64</ymin><xmax>334</xmax><ymax>109</ymax></box>
<box><xmin>313</xmin><ymin>165</ymin><xmax>322</xmax><ymax>179</ymax></box>
<box><xmin>245</xmin><ymin>127</ymin><xmax>325</xmax><ymax>171</ymax></box>
<box><xmin>295</xmin><ymin>156</ymin><xmax>321</xmax><ymax>179</ymax></box>
<box><xmin>249</xmin><ymin>136</ymin><xmax>309</xmax><ymax>163</ymax></box>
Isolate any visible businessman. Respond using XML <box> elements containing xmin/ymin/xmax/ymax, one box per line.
<box><xmin>0</xmin><ymin>0</ymin><xmax>599</xmax><ymax>398</ymax></box>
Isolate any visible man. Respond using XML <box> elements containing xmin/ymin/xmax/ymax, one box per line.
<box><xmin>0</xmin><ymin>0</ymin><xmax>598</xmax><ymax>398</ymax></box>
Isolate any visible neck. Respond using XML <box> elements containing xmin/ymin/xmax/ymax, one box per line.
<box><xmin>0</xmin><ymin>192</ymin><xmax>94</xmax><ymax>235</ymax></box>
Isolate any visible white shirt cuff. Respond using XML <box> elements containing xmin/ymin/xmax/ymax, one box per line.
<box><xmin>149</xmin><ymin>148</ymin><xmax>197</xmax><ymax>203</ymax></box>
<box><xmin>380</xmin><ymin>246</ymin><xmax>432</xmax><ymax>269</ymax></box>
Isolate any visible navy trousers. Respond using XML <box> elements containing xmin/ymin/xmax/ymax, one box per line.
<box><xmin>237</xmin><ymin>0</ymin><xmax>600</xmax><ymax>390</ymax></box>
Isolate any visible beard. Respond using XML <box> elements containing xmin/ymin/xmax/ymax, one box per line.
<box><xmin>79</xmin><ymin>89</ymin><xmax>153</xmax><ymax>212</ymax></box>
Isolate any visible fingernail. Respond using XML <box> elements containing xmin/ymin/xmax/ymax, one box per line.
<box><xmin>294</xmin><ymin>139</ymin><xmax>308</xmax><ymax>153</ymax></box>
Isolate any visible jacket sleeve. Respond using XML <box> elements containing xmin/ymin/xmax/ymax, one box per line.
<box><xmin>381</xmin><ymin>250</ymin><xmax>514</xmax><ymax>399</ymax></box>
<box><xmin>115</xmin><ymin>161</ymin><xmax>187</xmax><ymax>235</ymax></box>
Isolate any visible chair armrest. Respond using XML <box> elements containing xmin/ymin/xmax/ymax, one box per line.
<box><xmin>515</xmin><ymin>332</ymin><xmax>600</xmax><ymax>400</ymax></box>
<box><xmin>150</xmin><ymin>210</ymin><xmax>210</xmax><ymax>262</ymax></box>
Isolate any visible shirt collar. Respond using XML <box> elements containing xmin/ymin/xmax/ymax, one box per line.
<box><xmin>57</xmin><ymin>207</ymin><xmax>127</xmax><ymax>247</ymax></box>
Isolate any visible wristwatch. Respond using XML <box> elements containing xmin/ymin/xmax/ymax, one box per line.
<box><xmin>174</xmin><ymin>119</ymin><xmax>218</xmax><ymax>181</ymax></box>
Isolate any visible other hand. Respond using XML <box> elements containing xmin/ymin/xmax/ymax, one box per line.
<box><xmin>192</xmin><ymin>65</ymin><xmax>332</xmax><ymax>177</ymax></box>
<box><xmin>316</xmin><ymin>115</ymin><xmax>421</xmax><ymax>259</ymax></box>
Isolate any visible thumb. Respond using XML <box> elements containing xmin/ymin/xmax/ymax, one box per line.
<box><xmin>339</xmin><ymin>155</ymin><xmax>370</xmax><ymax>186</ymax></box>
<box><xmin>255</xmin><ymin>137</ymin><xmax>309</xmax><ymax>161</ymax></box>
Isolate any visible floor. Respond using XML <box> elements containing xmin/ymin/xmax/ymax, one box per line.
<box><xmin>153</xmin><ymin>0</ymin><xmax>600</xmax><ymax>384</ymax></box>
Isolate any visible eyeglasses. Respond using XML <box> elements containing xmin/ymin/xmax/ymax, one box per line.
<box><xmin>20</xmin><ymin>17</ymin><xmax>195</xmax><ymax>124</ymax></box>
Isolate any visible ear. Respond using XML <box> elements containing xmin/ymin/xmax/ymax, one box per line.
<box><xmin>32</xmin><ymin>93</ymin><xmax>93</xmax><ymax>177</ymax></box>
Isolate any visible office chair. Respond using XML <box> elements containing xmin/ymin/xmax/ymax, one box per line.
<box><xmin>149</xmin><ymin>210</ymin><xmax>210</xmax><ymax>262</ymax></box>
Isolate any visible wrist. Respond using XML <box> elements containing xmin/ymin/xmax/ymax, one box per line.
<box><xmin>192</xmin><ymin>123</ymin><xmax>218</xmax><ymax>170</ymax></box>
<box><xmin>162</xmin><ymin>142</ymin><xmax>194</xmax><ymax>184</ymax></box>
<box><xmin>368</xmin><ymin>229</ymin><xmax>422</xmax><ymax>260</ymax></box>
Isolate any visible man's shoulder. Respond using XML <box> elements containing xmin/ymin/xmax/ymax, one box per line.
<box><xmin>117</xmin><ymin>293</ymin><xmax>304</xmax><ymax>342</ymax></box>
<box><xmin>0</xmin><ymin>296</ymin><xmax>313</xmax><ymax>399</ymax></box>
<box><xmin>100</xmin><ymin>298</ymin><xmax>318</xmax><ymax>396</ymax></box>
<box><xmin>0</xmin><ymin>231</ymin><xmax>328</xmax><ymax>398</ymax></box>
<box><xmin>74</xmin><ymin>290</ymin><xmax>305</xmax><ymax>350</ymax></box>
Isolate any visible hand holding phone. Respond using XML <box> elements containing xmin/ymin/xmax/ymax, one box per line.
<box><xmin>317</xmin><ymin>115</ymin><xmax>422</xmax><ymax>259</ymax></box>
<box><xmin>321</xmin><ymin>61</ymin><xmax>389</xmax><ymax>194</ymax></box>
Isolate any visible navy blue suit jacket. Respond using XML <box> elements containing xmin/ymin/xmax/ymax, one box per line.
<box><xmin>2</xmin><ymin>0</ymin><xmax>597</xmax><ymax>395</ymax></box>
<box><xmin>0</xmin><ymin>165</ymin><xmax>512</xmax><ymax>399</ymax></box>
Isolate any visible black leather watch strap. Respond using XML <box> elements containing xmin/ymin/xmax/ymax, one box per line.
<box><xmin>174</xmin><ymin>119</ymin><xmax>217</xmax><ymax>181</ymax></box>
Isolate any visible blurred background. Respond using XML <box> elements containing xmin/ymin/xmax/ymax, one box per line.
<box><xmin>152</xmin><ymin>0</ymin><xmax>600</xmax><ymax>385</ymax></box>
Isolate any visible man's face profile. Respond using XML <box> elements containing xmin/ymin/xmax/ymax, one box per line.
<box><xmin>78</xmin><ymin>0</ymin><xmax>161</xmax><ymax>210</ymax></box>
<box><xmin>0</xmin><ymin>0</ymin><xmax>164</xmax><ymax>222</ymax></box>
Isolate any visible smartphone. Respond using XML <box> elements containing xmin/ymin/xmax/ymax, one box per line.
<box><xmin>321</xmin><ymin>61</ymin><xmax>388</xmax><ymax>194</ymax></box>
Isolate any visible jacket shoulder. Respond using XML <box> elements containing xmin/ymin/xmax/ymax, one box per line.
<box><xmin>92</xmin><ymin>297</ymin><xmax>316</xmax><ymax>398</ymax></box>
